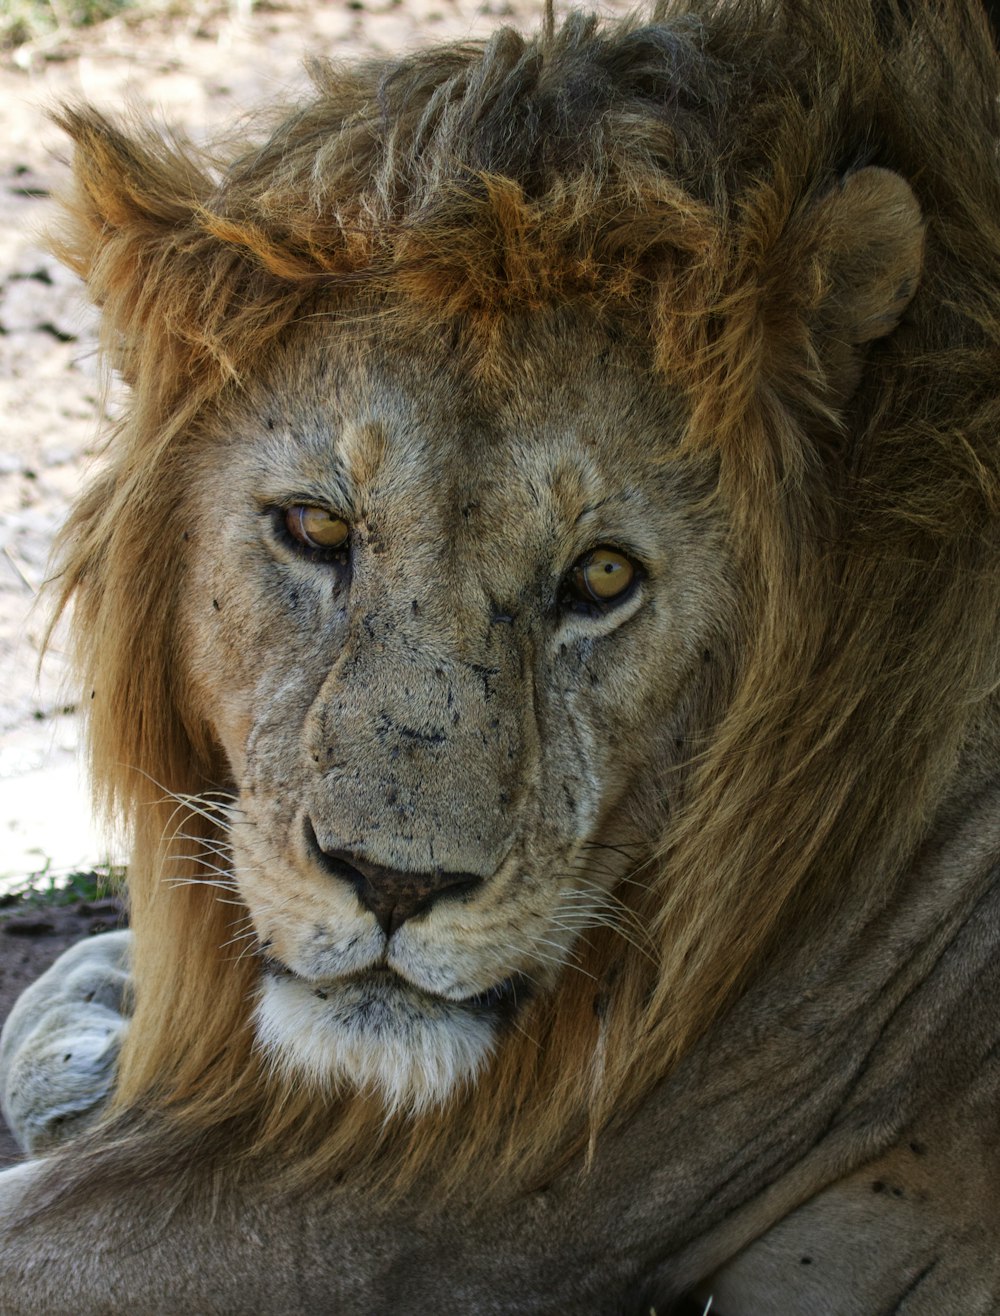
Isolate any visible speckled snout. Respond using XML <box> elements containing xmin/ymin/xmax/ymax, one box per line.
<box><xmin>302</xmin><ymin>611</ymin><xmax>527</xmax><ymax>882</ymax></box>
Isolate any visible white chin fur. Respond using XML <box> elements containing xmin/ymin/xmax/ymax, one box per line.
<box><xmin>254</xmin><ymin>973</ymin><xmax>498</xmax><ymax>1114</ymax></box>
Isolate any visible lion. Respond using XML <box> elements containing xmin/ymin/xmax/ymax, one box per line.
<box><xmin>1</xmin><ymin>0</ymin><xmax>999</xmax><ymax>1309</ymax></box>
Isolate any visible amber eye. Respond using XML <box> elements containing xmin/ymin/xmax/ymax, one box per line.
<box><xmin>570</xmin><ymin>547</ymin><xmax>637</xmax><ymax>607</ymax></box>
<box><xmin>285</xmin><ymin>505</ymin><xmax>350</xmax><ymax>552</ymax></box>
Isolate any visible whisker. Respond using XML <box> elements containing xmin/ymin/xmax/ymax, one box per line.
<box><xmin>165</xmin><ymin>878</ymin><xmax>239</xmax><ymax>894</ymax></box>
<box><xmin>220</xmin><ymin>928</ymin><xmax>262</xmax><ymax>952</ymax></box>
<box><xmin>550</xmin><ymin>915</ymin><xmax>654</xmax><ymax>962</ymax></box>
<box><xmin>166</xmin><ymin>832</ymin><xmax>233</xmax><ymax>852</ymax></box>
<box><xmin>163</xmin><ymin>850</ymin><xmax>232</xmax><ymax>867</ymax></box>
<box><xmin>178</xmin><ymin>859</ymin><xmax>236</xmax><ymax>881</ymax></box>
<box><xmin>529</xmin><ymin>936</ymin><xmax>598</xmax><ymax>981</ymax></box>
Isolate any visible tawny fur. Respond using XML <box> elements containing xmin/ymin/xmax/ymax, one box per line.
<box><xmin>1</xmin><ymin>1</ymin><xmax>998</xmax><ymax>1311</ymax></box>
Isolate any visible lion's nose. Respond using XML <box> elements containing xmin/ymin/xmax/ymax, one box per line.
<box><xmin>305</xmin><ymin>823</ymin><xmax>483</xmax><ymax>936</ymax></box>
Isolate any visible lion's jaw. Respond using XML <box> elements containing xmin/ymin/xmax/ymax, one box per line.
<box><xmin>180</xmin><ymin>316</ymin><xmax>732</xmax><ymax>1112</ymax></box>
<box><xmin>254</xmin><ymin>971</ymin><xmax>506</xmax><ymax>1114</ymax></box>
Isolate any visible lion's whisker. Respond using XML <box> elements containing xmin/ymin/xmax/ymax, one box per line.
<box><xmin>176</xmin><ymin>859</ymin><xmax>236</xmax><ymax>881</ymax></box>
<box><xmin>167</xmin><ymin>831</ymin><xmax>233</xmax><ymax>850</ymax></box>
<box><xmin>165</xmin><ymin>878</ymin><xmax>239</xmax><ymax>894</ymax></box>
<box><xmin>529</xmin><ymin>936</ymin><xmax>598</xmax><ymax>982</ymax></box>
<box><xmin>550</xmin><ymin>916</ymin><xmax>655</xmax><ymax>963</ymax></box>
<box><xmin>557</xmin><ymin>884</ymin><xmax>651</xmax><ymax>930</ymax></box>
<box><xmin>163</xmin><ymin>848</ymin><xmax>232</xmax><ymax>866</ymax></box>
<box><xmin>220</xmin><ymin>927</ymin><xmax>262</xmax><ymax>952</ymax></box>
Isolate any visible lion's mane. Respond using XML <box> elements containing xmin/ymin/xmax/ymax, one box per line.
<box><xmin>47</xmin><ymin>0</ymin><xmax>1000</xmax><ymax>1196</ymax></box>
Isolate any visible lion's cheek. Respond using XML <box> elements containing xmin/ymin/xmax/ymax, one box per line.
<box><xmin>205</xmin><ymin>691</ymin><xmax>254</xmax><ymax>778</ymax></box>
<box><xmin>389</xmin><ymin>923</ymin><xmax>522</xmax><ymax>1000</ymax></box>
<box><xmin>173</xmin><ymin>593</ymin><xmax>262</xmax><ymax>779</ymax></box>
<box><xmin>229</xmin><ymin>835</ymin><xmax>381</xmax><ymax>975</ymax></box>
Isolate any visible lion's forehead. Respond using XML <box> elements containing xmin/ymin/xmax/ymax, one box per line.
<box><xmin>230</xmin><ymin>320</ymin><xmax>685</xmax><ymax>568</ymax></box>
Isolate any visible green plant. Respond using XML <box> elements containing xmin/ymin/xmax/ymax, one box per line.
<box><xmin>0</xmin><ymin>861</ymin><xmax>125</xmax><ymax>913</ymax></box>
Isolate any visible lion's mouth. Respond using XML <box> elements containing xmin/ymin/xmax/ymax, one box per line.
<box><xmin>258</xmin><ymin>956</ymin><xmax>530</xmax><ymax>1019</ymax></box>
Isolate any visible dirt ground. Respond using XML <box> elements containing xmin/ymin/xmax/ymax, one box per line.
<box><xmin>0</xmin><ymin>0</ymin><xmax>631</xmax><ymax>1162</ymax></box>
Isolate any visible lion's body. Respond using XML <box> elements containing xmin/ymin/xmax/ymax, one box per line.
<box><xmin>1</xmin><ymin>1</ymin><xmax>1000</xmax><ymax>1310</ymax></box>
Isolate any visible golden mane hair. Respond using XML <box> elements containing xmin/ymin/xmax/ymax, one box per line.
<box><xmin>46</xmin><ymin>0</ymin><xmax>1000</xmax><ymax>1197</ymax></box>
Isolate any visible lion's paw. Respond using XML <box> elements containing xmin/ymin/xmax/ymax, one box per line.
<box><xmin>0</xmin><ymin>930</ymin><xmax>131</xmax><ymax>1155</ymax></box>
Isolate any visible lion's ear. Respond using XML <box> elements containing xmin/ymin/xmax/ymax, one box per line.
<box><xmin>798</xmin><ymin>166</ymin><xmax>924</xmax><ymax>405</ymax></box>
<box><xmin>813</xmin><ymin>166</ymin><xmax>924</xmax><ymax>343</ymax></box>
<box><xmin>50</xmin><ymin>107</ymin><xmax>213</xmax><ymax>380</ymax></box>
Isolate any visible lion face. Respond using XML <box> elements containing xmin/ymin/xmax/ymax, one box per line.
<box><xmin>177</xmin><ymin>310</ymin><xmax>731</xmax><ymax>1111</ymax></box>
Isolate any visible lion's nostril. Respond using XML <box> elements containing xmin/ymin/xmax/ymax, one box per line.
<box><xmin>303</xmin><ymin>818</ymin><xmax>483</xmax><ymax>936</ymax></box>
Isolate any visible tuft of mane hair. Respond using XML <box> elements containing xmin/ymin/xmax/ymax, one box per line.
<box><xmin>43</xmin><ymin>0</ymin><xmax>1000</xmax><ymax>1203</ymax></box>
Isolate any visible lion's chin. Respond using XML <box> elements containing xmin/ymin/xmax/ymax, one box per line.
<box><xmin>253</xmin><ymin>970</ymin><xmax>500</xmax><ymax>1114</ymax></box>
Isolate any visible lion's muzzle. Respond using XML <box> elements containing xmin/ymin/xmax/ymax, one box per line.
<box><xmin>301</xmin><ymin>616</ymin><xmax>526</xmax><ymax>879</ymax></box>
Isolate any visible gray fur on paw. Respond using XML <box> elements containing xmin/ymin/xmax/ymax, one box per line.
<box><xmin>0</xmin><ymin>930</ymin><xmax>131</xmax><ymax>1155</ymax></box>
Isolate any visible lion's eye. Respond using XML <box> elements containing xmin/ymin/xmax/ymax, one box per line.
<box><xmin>569</xmin><ymin>547</ymin><xmax>637</xmax><ymax>608</ymax></box>
<box><xmin>285</xmin><ymin>505</ymin><xmax>350</xmax><ymax>552</ymax></box>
